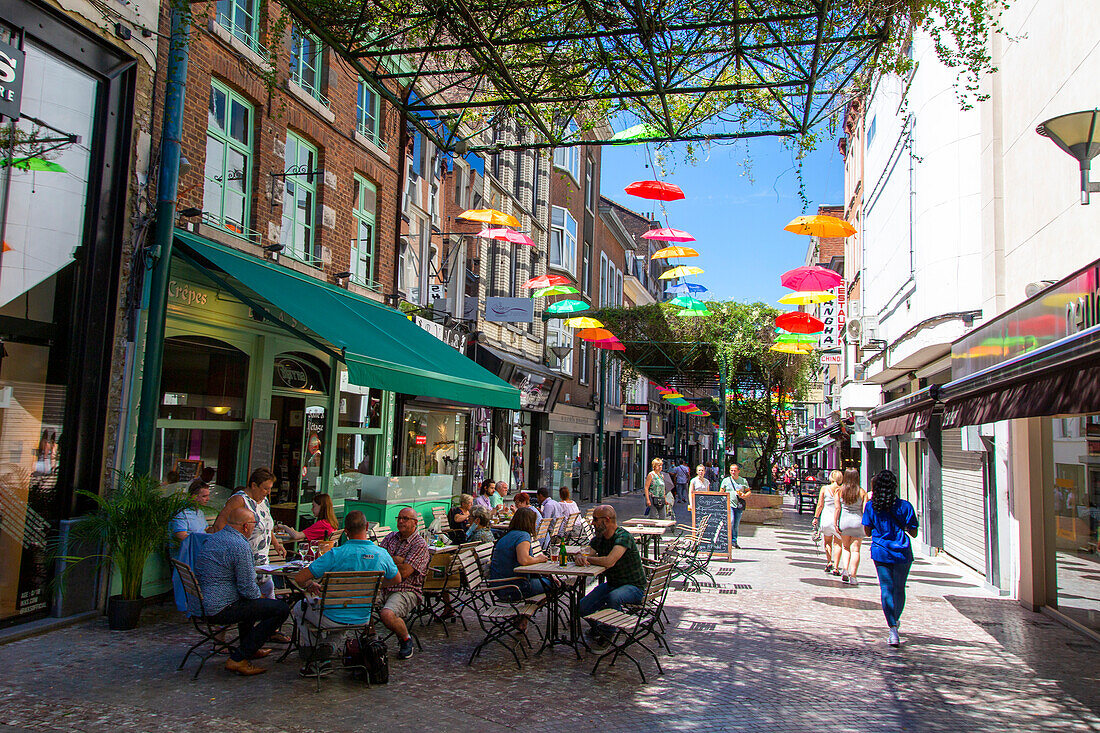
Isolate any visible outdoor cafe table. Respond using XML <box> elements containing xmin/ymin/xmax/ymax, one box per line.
<box><xmin>623</xmin><ymin>524</ymin><xmax>668</xmax><ymax>560</ymax></box>
<box><xmin>622</xmin><ymin>518</ymin><xmax>676</xmax><ymax>529</ymax></box>
<box><xmin>514</xmin><ymin>561</ymin><xmax>605</xmax><ymax>658</ymax></box>
<box><xmin>428</xmin><ymin>544</ymin><xmax>458</xmax><ymax>554</ymax></box>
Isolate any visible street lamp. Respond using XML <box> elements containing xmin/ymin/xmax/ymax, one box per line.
<box><xmin>1036</xmin><ymin>109</ymin><xmax>1100</xmax><ymax>204</ymax></box>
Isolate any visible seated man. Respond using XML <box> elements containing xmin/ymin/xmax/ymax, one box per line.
<box><xmin>537</xmin><ymin>487</ymin><xmax>565</xmax><ymax>523</ymax></box>
<box><xmin>291</xmin><ymin>511</ymin><xmax>399</xmax><ymax>670</ymax></box>
<box><xmin>575</xmin><ymin>505</ymin><xmax>647</xmax><ymax>646</ymax></box>
<box><xmin>377</xmin><ymin>507</ymin><xmax>431</xmax><ymax>660</ymax></box>
<box><xmin>195</xmin><ymin>506</ymin><xmax>290</xmax><ymax>676</ymax></box>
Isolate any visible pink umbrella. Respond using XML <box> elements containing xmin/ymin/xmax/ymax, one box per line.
<box><xmin>642</xmin><ymin>227</ymin><xmax>695</xmax><ymax>242</ymax></box>
<box><xmin>780</xmin><ymin>266</ymin><xmax>842</xmax><ymax>292</ymax></box>
<box><xmin>591</xmin><ymin>338</ymin><xmax>626</xmax><ymax>351</ymax></box>
<box><xmin>477</xmin><ymin>228</ymin><xmax>535</xmax><ymax>246</ymax></box>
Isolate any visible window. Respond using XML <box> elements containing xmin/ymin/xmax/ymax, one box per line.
<box><xmin>581</xmin><ymin>241</ymin><xmax>591</xmax><ymax>295</ymax></box>
<box><xmin>290</xmin><ymin>25</ymin><xmax>326</xmax><ymax>104</ymax></box>
<box><xmin>530</xmin><ymin>151</ymin><xmax>541</xmax><ymax>211</ymax></box>
<box><xmin>204</xmin><ymin>81</ymin><xmax>252</xmax><ymax>235</ymax></box>
<box><xmin>399</xmin><ymin>237</ymin><xmax>419</xmax><ymax>297</ymax></box>
<box><xmin>547</xmin><ymin>322</ymin><xmax>573</xmax><ymax>374</ymax></box>
<box><xmin>616</xmin><ymin>270</ymin><xmax>623</xmax><ymax>306</ymax></box>
<box><xmin>868</xmin><ymin>115</ymin><xmax>876</xmax><ymax>145</ymax></box>
<box><xmin>599</xmin><ymin>252</ymin><xmax>608</xmax><ymax>306</ymax></box>
<box><xmin>351</xmin><ymin>175</ymin><xmax>377</xmax><ymax>288</ymax></box>
<box><xmin>216</xmin><ymin>0</ymin><xmax>260</xmax><ymax>51</ymax></box>
<box><xmin>280</xmin><ymin>133</ymin><xmax>319</xmax><ymax>264</ymax></box>
<box><xmin>585</xmin><ymin>156</ymin><xmax>595</xmax><ymax>212</ymax></box>
<box><xmin>549</xmin><ymin>206</ymin><xmax>577</xmax><ymax>274</ymax></box>
<box><xmin>553</xmin><ymin>120</ymin><xmax>581</xmax><ymax>181</ymax></box>
<box><xmin>453</xmin><ymin>165</ymin><xmax>466</xmax><ymax>209</ymax></box>
<box><xmin>356</xmin><ymin>79</ymin><xmax>383</xmax><ymax>147</ymax></box>
<box><xmin>578</xmin><ymin>339</ymin><xmax>589</xmax><ymax>384</ymax></box>
<box><xmin>513</xmin><ymin>150</ymin><xmax>524</xmax><ymax>203</ymax></box>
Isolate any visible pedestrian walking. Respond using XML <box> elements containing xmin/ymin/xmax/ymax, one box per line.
<box><xmin>812</xmin><ymin>470</ymin><xmax>843</xmax><ymax>574</ymax></box>
<box><xmin>643</xmin><ymin>458</ymin><xmax>670</xmax><ymax>520</ymax></box>
<box><xmin>862</xmin><ymin>469</ymin><xmax>919</xmax><ymax>647</ymax></box>
<box><xmin>834</xmin><ymin>468</ymin><xmax>868</xmax><ymax>585</ymax></box>
<box><xmin>688</xmin><ymin>464</ymin><xmax>710</xmax><ymax>510</ymax></box>
<box><xmin>720</xmin><ymin>463</ymin><xmax>751</xmax><ymax>549</ymax></box>
<box><xmin>671</xmin><ymin>459</ymin><xmax>690</xmax><ymax>504</ymax></box>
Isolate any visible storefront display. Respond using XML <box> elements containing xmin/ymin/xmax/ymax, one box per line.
<box><xmin>400</xmin><ymin>405</ymin><xmax>468</xmax><ymax>495</ymax></box>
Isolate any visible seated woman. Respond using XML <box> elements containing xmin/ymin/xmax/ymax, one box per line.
<box><xmin>447</xmin><ymin>493</ymin><xmax>473</xmax><ymax>544</ymax></box>
<box><xmin>488</xmin><ymin>507</ymin><xmax>550</xmax><ymax>600</ymax></box>
<box><xmin>275</xmin><ymin>493</ymin><xmax>338</xmax><ymax>543</ymax></box>
<box><xmin>466</xmin><ymin>505</ymin><xmax>496</xmax><ymax>544</ymax></box>
<box><xmin>558</xmin><ymin>486</ymin><xmax>580</xmax><ymax>515</ymax></box>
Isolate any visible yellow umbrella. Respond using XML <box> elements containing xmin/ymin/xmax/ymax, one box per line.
<box><xmin>652</xmin><ymin>245</ymin><xmax>700</xmax><ymax>259</ymax></box>
<box><xmin>659</xmin><ymin>265</ymin><xmax>704</xmax><ymax>280</ymax></box>
<box><xmin>784</xmin><ymin>214</ymin><xmax>856</xmax><ymax>238</ymax></box>
<box><xmin>563</xmin><ymin>316</ymin><xmax>604</xmax><ymax>329</ymax></box>
<box><xmin>770</xmin><ymin>343</ymin><xmax>810</xmax><ymax>354</ymax></box>
<box><xmin>778</xmin><ymin>290</ymin><xmax>837</xmax><ymax>305</ymax></box>
<box><xmin>458</xmin><ymin>208</ymin><xmax>520</xmax><ymax>227</ymax></box>
<box><xmin>661</xmin><ymin>392</ymin><xmax>684</xmax><ymax>399</ymax></box>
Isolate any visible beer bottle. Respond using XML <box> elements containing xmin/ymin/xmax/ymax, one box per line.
<box><xmin>560</xmin><ymin>538</ymin><xmax>568</xmax><ymax>567</ymax></box>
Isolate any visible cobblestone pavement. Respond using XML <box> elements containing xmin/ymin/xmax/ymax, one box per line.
<box><xmin>3</xmin><ymin>494</ymin><xmax>1099</xmax><ymax>732</ymax></box>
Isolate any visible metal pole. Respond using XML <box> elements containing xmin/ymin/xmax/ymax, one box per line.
<box><xmin>132</xmin><ymin>3</ymin><xmax>191</xmax><ymax>473</ymax></box>
<box><xmin>596</xmin><ymin>349</ymin><xmax>607</xmax><ymax>503</ymax></box>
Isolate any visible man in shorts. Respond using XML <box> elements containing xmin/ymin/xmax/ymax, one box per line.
<box><xmin>378</xmin><ymin>507</ymin><xmax>430</xmax><ymax>659</ymax></box>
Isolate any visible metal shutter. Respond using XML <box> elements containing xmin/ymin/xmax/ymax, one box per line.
<box><xmin>940</xmin><ymin>428</ymin><xmax>986</xmax><ymax>574</ymax></box>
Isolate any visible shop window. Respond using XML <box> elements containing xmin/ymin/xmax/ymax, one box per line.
<box><xmin>160</xmin><ymin>336</ymin><xmax>249</xmax><ymax>421</ymax></box>
<box><xmin>339</xmin><ymin>386</ymin><xmax>383</xmax><ymax>429</ymax></box>
<box><xmin>401</xmin><ymin>407</ymin><xmax>467</xmax><ymax>495</ymax></box>
<box><xmin>549</xmin><ymin>205</ymin><xmax>577</xmax><ymax>274</ymax></box>
<box><xmin>335</xmin><ymin>433</ymin><xmax>379</xmax><ymax>477</ymax></box>
<box><xmin>203</xmin><ymin>81</ymin><xmax>252</xmax><ymax>236</ymax></box>
<box><xmin>1050</xmin><ymin>413</ymin><xmax>1100</xmax><ymax>633</ymax></box>
<box><xmin>351</xmin><ymin>175</ymin><xmax>377</xmax><ymax>288</ymax></box>
<box><xmin>290</xmin><ymin>25</ymin><xmax>327</xmax><ymax>105</ymax></box>
<box><xmin>216</xmin><ymin>0</ymin><xmax>261</xmax><ymax>52</ymax></box>
<box><xmin>280</xmin><ymin>133</ymin><xmax>320</xmax><ymax>266</ymax></box>
<box><xmin>153</xmin><ymin>428</ymin><xmax>240</xmax><ymax>494</ymax></box>
<box><xmin>272</xmin><ymin>352</ymin><xmax>328</xmax><ymax>393</ymax></box>
<box><xmin>547</xmin><ymin>321</ymin><xmax>573</xmax><ymax>374</ymax></box>
<box><xmin>355</xmin><ymin>79</ymin><xmax>383</xmax><ymax>147</ymax></box>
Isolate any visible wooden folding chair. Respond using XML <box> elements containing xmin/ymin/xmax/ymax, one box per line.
<box><xmin>584</xmin><ymin>563</ymin><xmax>674</xmax><ymax>683</ymax></box>
<box><xmin>297</xmin><ymin>571</ymin><xmax>384</xmax><ymax>691</ymax></box>
<box><xmin>459</xmin><ymin>551</ymin><xmax>545</xmax><ymax>669</ymax></box>
<box><xmin>412</xmin><ymin>549</ymin><xmax>466</xmax><ymax>635</ymax></box>
<box><xmin>170</xmin><ymin>559</ymin><xmax>240</xmax><ymax>680</ymax></box>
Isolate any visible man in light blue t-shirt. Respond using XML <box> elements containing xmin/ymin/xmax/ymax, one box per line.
<box><xmin>291</xmin><ymin>511</ymin><xmax>399</xmax><ymax>659</ymax></box>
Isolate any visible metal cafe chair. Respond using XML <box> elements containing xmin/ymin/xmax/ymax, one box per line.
<box><xmin>584</xmin><ymin>563</ymin><xmax>675</xmax><ymax>683</ymax></box>
<box><xmin>170</xmin><ymin>558</ymin><xmax>240</xmax><ymax>680</ymax></box>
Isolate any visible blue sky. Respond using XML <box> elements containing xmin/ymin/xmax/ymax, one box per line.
<box><xmin>600</xmin><ymin>137</ymin><xmax>845</xmax><ymax>306</ymax></box>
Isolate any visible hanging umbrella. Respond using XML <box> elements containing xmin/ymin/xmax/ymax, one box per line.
<box><xmin>678</xmin><ymin>299</ymin><xmax>709</xmax><ymax>311</ymax></box>
<box><xmin>666</xmin><ymin>398</ymin><xmax>690</xmax><ymax>406</ymax></box>
<box><xmin>670</xmin><ymin>295</ymin><xmax>703</xmax><ymax>308</ymax></box>
<box><xmin>576</xmin><ymin>328</ymin><xmax>615</xmax><ymax>341</ymax></box>
<box><xmin>780</xmin><ymin>265</ymin><xmax>842</xmax><ymax>291</ymax></box>
<box><xmin>477</xmin><ymin>227</ymin><xmax>534</xmax><ymax>246</ymax></box>
<box><xmin>784</xmin><ymin>214</ymin><xmax>857</xmax><ymax>238</ymax></box>
<box><xmin>661</xmin><ymin>392</ymin><xmax>684</xmax><ymax>399</ymax></box>
<box><xmin>652</xmin><ymin>246</ymin><xmax>700</xmax><ymax>259</ymax></box>
<box><xmin>0</xmin><ymin>156</ymin><xmax>68</xmax><ymax>172</ymax></box>
<box><xmin>775</xmin><ymin>311</ymin><xmax>825</xmax><ymax>333</ymax></box>
<box><xmin>625</xmin><ymin>180</ymin><xmax>685</xmax><ymax>201</ymax></box>
<box><xmin>546</xmin><ymin>299</ymin><xmax>590</xmax><ymax>314</ymax></box>
<box><xmin>524</xmin><ymin>274</ymin><xmax>571</xmax><ymax>289</ymax></box>
<box><xmin>459</xmin><ymin>208</ymin><xmax>520</xmax><ymax>227</ymax></box>
<box><xmin>591</xmin><ymin>338</ymin><xmax>626</xmax><ymax>351</ymax></box>
<box><xmin>643</xmin><ymin>228</ymin><xmax>695</xmax><ymax>243</ymax></box>
<box><xmin>778</xmin><ymin>290</ymin><xmax>836</xmax><ymax>305</ymax></box>
<box><xmin>677</xmin><ymin>308</ymin><xmax>711</xmax><ymax>317</ymax></box>
<box><xmin>775</xmin><ymin>333</ymin><xmax>819</xmax><ymax>344</ymax></box>
<box><xmin>563</xmin><ymin>316</ymin><xmax>604</xmax><ymax>329</ymax></box>
<box><xmin>610</xmin><ymin>123</ymin><xmax>663</xmax><ymax>144</ymax></box>
<box><xmin>677</xmin><ymin>405</ymin><xmax>698</xmax><ymax>413</ymax></box>
<box><xmin>695</xmin><ymin>411</ymin><xmax>711</xmax><ymax>417</ymax></box>
<box><xmin>659</xmin><ymin>265</ymin><xmax>704</xmax><ymax>280</ymax></box>
<box><xmin>534</xmin><ymin>285</ymin><xmax>580</xmax><ymax>297</ymax></box>
<box><xmin>770</xmin><ymin>343</ymin><xmax>811</xmax><ymax>354</ymax></box>
<box><xmin>667</xmin><ymin>282</ymin><xmax>709</xmax><ymax>294</ymax></box>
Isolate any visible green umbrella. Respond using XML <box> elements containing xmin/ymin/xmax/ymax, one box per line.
<box><xmin>546</xmin><ymin>299</ymin><xmax>591</xmax><ymax>314</ymax></box>
<box><xmin>775</xmin><ymin>333</ymin><xmax>819</xmax><ymax>344</ymax></box>
<box><xmin>534</xmin><ymin>285</ymin><xmax>580</xmax><ymax>297</ymax></box>
<box><xmin>677</xmin><ymin>308</ymin><xmax>711</xmax><ymax>317</ymax></box>
<box><xmin>610</xmin><ymin>123</ymin><xmax>662</xmax><ymax>144</ymax></box>
<box><xmin>666</xmin><ymin>398</ymin><xmax>690</xmax><ymax>406</ymax></box>
<box><xmin>1</xmin><ymin>156</ymin><xmax>67</xmax><ymax>172</ymax></box>
<box><xmin>670</xmin><ymin>295</ymin><xmax>703</xmax><ymax>308</ymax></box>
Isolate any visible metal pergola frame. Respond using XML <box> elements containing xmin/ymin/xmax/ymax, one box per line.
<box><xmin>279</xmin><ymin>0</ymin><xmax>892</xmax><ymax>152</ymax></box>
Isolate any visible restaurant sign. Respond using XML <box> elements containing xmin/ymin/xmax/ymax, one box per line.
<box><xmin>0</xmin><ymin>37</ymin><xmax>25</xmax><ymax>120</ymax></box>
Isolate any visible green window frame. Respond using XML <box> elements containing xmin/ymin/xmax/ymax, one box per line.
<box><xmin>356</xmin><ymin>79</ymin><xmax>384</xmax><ymax>148</ymax></box>
<box><xmin>290</xmin><ymin>25</ymin><xmax>327</xmax><ymax>105</ymax></box>
<box><xmin>352</xmin><ymin>175</ymin><xmax>377</xmax><ymax>289</ymax></box>
<box><xmin>203</xmin><ymin>80</ymin><xmax>253</xmax><ymax>236</ymax></box>
<box><xmin>280</xmin><ymin>132</ymin><xmax>319</xmax><ymax>265</ymax></box>
<box><xmin>215</xmin><ymin>0</ymin><xmax>261</xmax><ymax>52</ymax></box>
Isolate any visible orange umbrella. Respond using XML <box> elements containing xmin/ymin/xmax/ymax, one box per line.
<box><xmin>784</xmin><ymin>214</ymin><xmax>856</xmax><ymax>238</ymax></box>
<box><xmin>458</xmin><ymin>208</ymin><xmax>520</xmax><ymax>227</ymax></box>
<box><xmin>576</xmin><ymin>328</ymin><xmax>614</xmax><ymax>341</ymax></box>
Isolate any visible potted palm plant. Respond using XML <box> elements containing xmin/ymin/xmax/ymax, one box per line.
<box><xmin>68</xmin><ymin>471</ymin><xmax>193</xmax><ymax>630</ymax></box>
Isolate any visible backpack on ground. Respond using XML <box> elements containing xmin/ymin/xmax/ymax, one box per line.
<box><xmin>364</xmin><ymin>638</ymin><xmax>389</xmax><ymax>684</ymax></box>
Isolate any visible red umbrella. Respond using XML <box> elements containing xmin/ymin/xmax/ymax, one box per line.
<box><xmin>775</xmin><ymin>311</ymin><xmax>825</xmax><ymax>334</ymax></box>
<box><xmin>625</xmin><ymin>180</ymin><xmax>685</xmax><ymax>201</ymax></box>
<box><xmin>780</xmin><ymin>266</ymin><xmax>842</xmax><ymax>292</ymax></box>
<box><xmin>523</xmin><ymin>274</ymin><xmax>571</xmax><ymax>289</ymax></box>
<box><xmin>591</xmin><ymin>338</ymin><xmax>625</xmax><ymax>351</ymax></box>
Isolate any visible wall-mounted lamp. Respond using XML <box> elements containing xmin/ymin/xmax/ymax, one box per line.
<box><xmin>1036</xmin><ymin>109</ymin><xmax>1100</xmax><ymax>204</ymax></box>
<box><xmin>333</xmin><ymin>270</ymin><xmax>353</xmax><ymax>286</ymax></box>
<box><xmin>262</xmin><ymin>243</ymin><xmax>284</xmax><ymax>253</ymax></box>
<box><xmin>178</xmin><ymin>207</ymin><xmax>203</xmax><ymax>218</ymax></box>
<box><xmin>178</xmin><ymin>156</ymin><xmax>192</xmax><ymax>177</ymax></box>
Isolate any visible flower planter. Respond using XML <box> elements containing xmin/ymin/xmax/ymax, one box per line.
<box><xmin>107</xmin><ymin>595</ymin><xmax>144</xmax><ymax>630</ymax></box>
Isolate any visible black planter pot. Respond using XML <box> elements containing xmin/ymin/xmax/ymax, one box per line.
<box><xmin>107</xmin><ymin>595</ymin><xmax>144</xmax><ymax>630</ymax></box>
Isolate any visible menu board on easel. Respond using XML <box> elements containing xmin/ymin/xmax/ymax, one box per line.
<box><xmin>691</xmin><ymin>491</ymin><xmax>732</xmax><ymax>560</ymax></box>
<box><xmin>173</xmin><ymin>459</ymin><xmax>203</xmax><ymax>484</ymax></box>
<box><xmin>248</xmin><ymin>419</ymin><xmax>278</xmax><ymax>477</ymax></box>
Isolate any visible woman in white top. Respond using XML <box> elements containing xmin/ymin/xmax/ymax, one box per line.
<box><xmin>558</xmin><ymin>486</ymin><xmax>581</xmax><ymax>515</ymax></box>
<box><xmin>688</xmin><ymin>464</ymin><xmax>710</xmax><ymax>510</ymax></box>
<box><xmin>812</xmin><ymin>470</ymin><xmax>844</xmax><ymax>574</ymax></box>
<box><xmin>833</xmin><ymin>468</ymin><xmax>869</xmax><ymax>585</ymax></box>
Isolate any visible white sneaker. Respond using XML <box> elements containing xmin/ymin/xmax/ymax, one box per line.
<box><xmin>841</xmin><ymin>571</ymin><xmax>850</xmax><ymax>583</ymax></box>
<box><xmin>888</xmin><ymin>627</ymin><xmax>900</xmax><ymax>646</ymax></box>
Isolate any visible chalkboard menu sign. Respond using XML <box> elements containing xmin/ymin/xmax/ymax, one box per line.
<box><xmin>248</xmin><ymin>419</ymin><xmax>278</xmax><ymax>477</ymax></box>
<box><xmin>692</xmin><ymin>491</ymin><xmax>732</xmax><ymax>560</ymax></box>
<box><xmin>173</xmin><ymin>459</ymin><xmax>203</xmax><ymax>484</ymax></box>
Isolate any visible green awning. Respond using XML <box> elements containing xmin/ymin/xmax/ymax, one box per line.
<box><xmin>175</xmin><ymin>230</ymin><xmax>520</xmax><ymax>409</ymax></box>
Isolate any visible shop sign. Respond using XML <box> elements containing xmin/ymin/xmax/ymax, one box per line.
<box><xmin>650</xmin><ymin>412</ymin><xmax>663</xmax><ymax>433</ymax></box>
<box><xmin>510</xmin><ymin>367</ymin><xmax>552</xmax><ymax>412</ymax></box>
<box><xmin>819</xmin><ymin>282</ymin><xmax>845</xmax><ymax>350</ymax></box>
<box><xmin>414</xmin><ymin>315</ymin><xmax>468</xmax><ymax>352</ymax></box>
<box><xmin>168</xmin><ymin>279</ymin><xmax>212</xmax><ymax>307</ymax></box>
<box><xmin>625</xmin><ymin>403</ymin><xmax>649</xmax><ymax>416</ymax></box>
<box><xmin>485</xmin><ymin>296</ymin><xmax>534</xmax><ymax>323</ymax></box>
<box><xmin>274</xmin><ymin>357</ymin><xmax>310</xmax><ymax>389</ymax></box>
<box><xmin>820</xmin><ymin>353</ymin><xmax>842</xmax><ymax>365</ymax></box>
<box><xmin>415</xmin><ymin>435</ymin><xmax>427</xmax><ymax>445</ymax></box>
<box><xmin>0</xmin><ymin>38</ymin><xmax>25</xmax><ymax>120</ymax></box>
<box><xmin>623</xmin><ymin>416</ymin><xmax>641</xmax><ymax>430</ymax></box>
<box><xmin>803</xmin><ymin>382</ymin><xmax>825</xmax><ymax>403</ymax></box>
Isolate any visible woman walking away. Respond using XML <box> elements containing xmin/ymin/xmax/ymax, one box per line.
<box><xmin>812</xmin><ymin>470</ymin><xmax>843</xmax><ymax>574</ymax></box>
<box><xmin>863</xmin><ymin>470</ymin><xmax>919</xmax><ymax>647</ymax></box>
<box><xmin>643</xmin><ymin>458</ymin><xmax>669</xmax><ymax>520</ymax></box>
<box><xmin>834</xmin><ymin>469</ymin><xmax>868</xmax><ymax>585</ymax></box>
